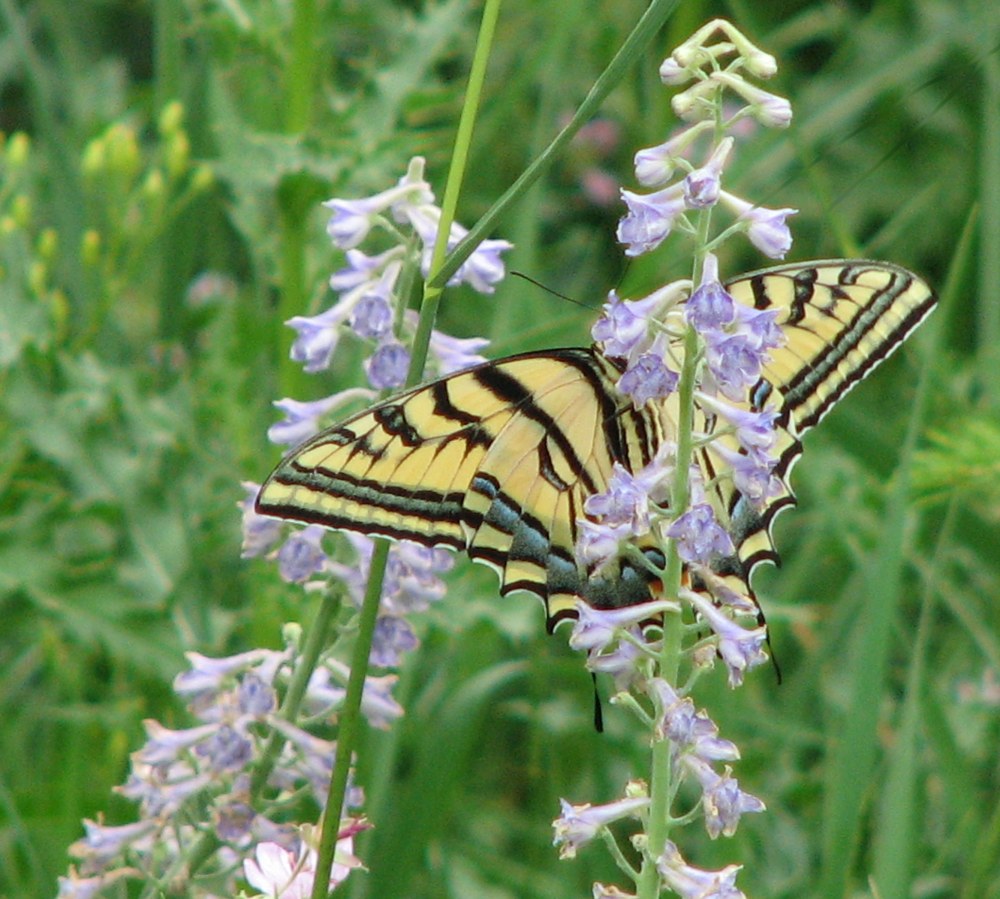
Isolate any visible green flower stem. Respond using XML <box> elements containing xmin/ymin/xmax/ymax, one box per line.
<box><xmin>313</xmin><ymin>4</ymin><xmax>502</xmax><ymax>894</ymax></box>
<box><xmin>409</xmin><ymin>0</ymin><xmax>502</xmax><ymax>380</ymax></box>
<box><xmin>286</xmin><ymin>0</ymin><xmax>318</xmax><ymax>133</ymax></box>
<box><xmin>312</xmin><ymin>542</ymin><xmax>389</xmax><ymax>899</ymax></box>
<box><xmin>638</xmin><ymin>204</ymin><xmax>713</xmax><ymax>898</ymax></box>
<box><xmin>428</xmin><ymin>0</ymin><xmax>681</xmax><ymax>289</ymax></box>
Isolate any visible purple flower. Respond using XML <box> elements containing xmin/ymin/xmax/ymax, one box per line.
<box><xmin>308</xmin><ymin>662</ymin><xmax>404</xmax><ymax>730</ymax></box>
<box><xmin>138</xmin><ymin>720</ymin><xmax>219</xmax><ymax>764</ymax></box>
<box><xmin>381</xmin><ymin>540</ymin><xmax>453</xmax><ymax>614</ymax></box>
<box><xmin>656</xmin><ymin>841</ymin><xmax>745</xmax><ymax>899</ymax></box>
<box><xmin>173</xmin><ymin>648</ymin><xmax>283</xmax><ymax>700</ymax></box>
<box><xmin>648</xmin><ymin>679</ymin><xmax>740</xmax><ymax>761</ymax></box>
<box><xmin>685</xmin><ymin>256</ymin><xmax>736</xmax><ymax>332</ymax></box>
<box><xmin>237</xmin><ymin>672</ymin><xmax>277</xmax><ymax>717</ymax></box>
<box><xmin>58</xmin><ymin>868</ymin><xmax>135</xmax><ymax>898</ymax></box>
<box><xmin>214</xmin><ymin>797</ymin><xmax>255</xmax><ymax>843</ymax></box>
<box><xmin>369</xmin><ymin>616</ymin><xmax>419</xmax><ymax>668</ymax></box>
<box><xmin>568</xmin><ymin>599</ymin><xmax>678</xmax><ymax>654</ymax></box>
<box><xmin>267</xmin><ymin>389</ymin><xmax>376</xmax><ymax>447</ymax></box>
<box><xmin>195</xmin><ymin>724</ymin><xmax>253</xmax><ymax>773</ymax></box>
<box><xmin>696</xmin><ymin>393</ymin><xmax>779</xmax><ymax>452</ymax></box>
<box><xmin>712</xmin><ymin>442</ymin><xmax>783</xmax><ymax>508</ymax></box>
<box><xmin>682</xmin><ymin>588</ymin><xmax>769</xmax><ymax>687</ymax></box>
<box><xmin>683</xmin><ymin>756</ymin><xmax>766</xmax><ymax>838</ymax></box>
<box><xmin>703</xmin><ymin>332</ymin><xmax>767</xmax><ymax>401</ymax></box>
<box><xmin>688</xmin><ymin>564</ymin><xmax>759</xmax><ymax>616</ymax></box>
<box><xmin>617</xmin><ymin>183</ymin><xmax>687</xmax><ymax>256</ymax></box>
<box><xmin>324</xmin><ymin>196</ymin><xmax>384</xmax><ymax>249</ymax></box>
<box><xmin>451</xmin><ymin>235</ymin><xmax>513</xmax><ymax>293</ymax></box>
<box><xmin>365</xmin><ymin>341</ymin><xmax>410</xmax><ymax>389</ymax></box>
<box><xmin>398</xmin><ymin>313</ymin><xmax>491</xmax><ymax>374</ymax></box>
<box><xmin>737</xmin><ymin>303</ymin><xmax>785</xmax><ymax>350</ymax></box>
<box><xmin>350</xmin><ymin>292</ymin><xmax>393</xmax><ymax>339</ymax></box>
<box><xmin>286</xmin><ymin>304</ymin><xmax>347</xmax><ymax>373</ymax></box>
<box><xmin>712</xmin><ymin>72</ymin><xmax>791</xmax><ymax>128</ymax></box>
<box><xmin>617</xmin><ymin>353</ymin><xmax>679</xmax><ymax>406</ymax></box>
<box><xmin>586</xmin><ymin>634</ymin><xmax>645</xmax><ymax>691</ymax></box>
<box><xmin>720</xmin><ymin>191</ymin><xmax>797</xmax><ymax>259</ymax></box>
<box><xmin>277</xmin><ymin>525</ymin><xmax>328</xmax><ymax>583</ymax></box>
<box><xmin>69</xmin><ymin>819</ymin><xmax>156</xmax><ymax>868</ymax></box>
<box><xmin>591</xmin><ymin>291</ymin><xmax>649</xmax><ymax>359</ymax></box>
<box><xmin>552</xmin><ymin>794</ymin><xmax>649</xmax><ymax>859</ymax></box>
<box><xmin>666</xmin><ymin>504</ymin><xmax>735</xmax><ymax>564</ymax></box>
<box><xmin>402</xmin><ymin>204</ymin><xmax>512</xmax><ymax>293</ymax></box>
<box><xmin>584</xmin><ymin>463</ymin><xmax>653</xmax><ymax>533</ymax></box>
<box><xmin>575</xmin><ymin>518</ymin><xmax>633</xmax><ymax>571</ymax></box>
<box><xmin>323</xmin><ymin>158</ymin><xmax>434</xmax><ymax>249</ymax></box>
<box><xmin>328</xmin><ymin>247</ymin><xmax>402</xmax><ymax>293</ymax></box>
<box><xmin>683</xmin><ymin>137</ymin><xmax>732</xmax><ymax>208</ymax></box>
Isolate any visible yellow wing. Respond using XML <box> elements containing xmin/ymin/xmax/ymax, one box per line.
<box><xmin>717</xmin><ymin>259</ymin><xmax>935</xmax><ymax>583</ymax></box>
<box><xmin>256</xmin><ymin>349</ymin><xmax>664</xmax><ymax>625</ymax></box>
<box><xmin>256</xmin><ymin>260</ymin><xmax>935</xmax><ymax>625</ymax></box>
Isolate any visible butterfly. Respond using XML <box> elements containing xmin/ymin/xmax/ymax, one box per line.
<box><xmin>255</xmin><ymin>260</ymin><xmax>935</xmax><ymax>630</ymax></box>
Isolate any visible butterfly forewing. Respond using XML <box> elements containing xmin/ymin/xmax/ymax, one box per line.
<box><xmin>256</xmin><ymin>260</ymin><xmax>935</xmax><ymax>625</ymax></box>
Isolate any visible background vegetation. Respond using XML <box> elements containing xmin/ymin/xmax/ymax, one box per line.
<box><xmin>0</xmin><ymin>0</ymin><xmax>996</xmax><ymax>897</ymax></box>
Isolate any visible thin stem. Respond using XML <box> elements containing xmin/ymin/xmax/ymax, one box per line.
<box><xmin>409</xmin><ymin>0</ymin><xmax>502</xmax><ymax>381</ymax></box>
<box><xmin>312</xmin><ymin>542</ymin><xmax>390</xmax><ymax>898</ymax></box>
<box><xmin>638</xmin><ymin>198</ymin><xmax>713</xmax><ymax>898</ymax></box>
<box><xmin>286</xmin><ymin>0</ymin><xmax>318</xmax><ymax>133</ymax></box>
<box><xmin>428</xmin><ymin>0</ymin><xmax>681</xmax><ymax>289</ymax></box>
<box><xmin>313</xmin><ymin>4</ymin><xmax>502</xmax><ymax>894</ymax></box>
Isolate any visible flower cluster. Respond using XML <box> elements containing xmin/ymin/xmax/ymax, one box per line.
<box><xmin>285</xmin><ymin>155</ymin><xmax>508</xmax><ymax>392</ymax></box>
<box><xmin>270</xmin><ymin>157</ymin><xmax>507</xmax><ymax>444</ymax></box>
<box><xmin>558</xmin><ymin>20</ymin><xmax>795</xmax><ymax>898</ymax></box>
<box><xmin>60</xmin><ymin>153</ymin><xmax>486</xmax><ymax>897</ymax></box>
<box><xmin>618</xmin><ymin>18</ymin><xmax>794</xmax><ymax>262</ymax></box>
<box><xmin>60</xmin><ymin>645</ymin><xmax>372</xmax><ymax>898</ymax></box>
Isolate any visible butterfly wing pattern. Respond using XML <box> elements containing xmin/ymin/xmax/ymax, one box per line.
<box><xmin>256</xmin><ymin>260</ymin><xmax>935</xmax><ymax>628</ymax></box>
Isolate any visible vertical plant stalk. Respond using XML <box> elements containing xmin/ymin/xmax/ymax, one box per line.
<box><xmin>637</xmin><ymin>199</ymin><xmax>714</xmax><ymax>899</ymax></box>
<box><xmin>312</xmin><ymin>542</ymin><xmax>390</xmax><ymax>898</ymax></box>
<box><xmin>313</xmin><ymin>3</ymin><xmax>502</xmax><ymax>895</ymax></box>
<box><xmin>287</xmin><ymin>0</ymin><xmax>319</xmax><ymax>134</ymax></box>
<box><xmin>409</xmin><ymin>0</ymin><xmax>503</xmax><ymax>377</ymax></box>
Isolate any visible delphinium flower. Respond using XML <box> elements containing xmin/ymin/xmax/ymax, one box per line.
<box><xmin>60</xmin><ymin>157</ymin><xmax>498</xmax><ymax>898</ymax></box>
<box><xmin>284</xmin><ymin>155</ymin><xmax>509</xmax><ymax>394</ymax></box>
<box><xmin>59</xmin><ymin>642</ymin><xmax>372</xmax><ymax>897</ymax></box>
<box><xmin>557</xmin><ymin>20</ymin><xmax>794</xmax><ymax>899</ymax></box>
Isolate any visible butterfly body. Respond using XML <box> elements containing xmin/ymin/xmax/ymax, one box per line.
<box><xmin>256</xmin><ymin>260</ymin><xmax>935</xmax><ymax>628</ymax></box>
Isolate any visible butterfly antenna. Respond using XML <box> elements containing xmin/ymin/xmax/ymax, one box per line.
<box><xmin>510</xmin><ymin>271</ymin><xmax>597</xmax><ymax>310</ymax></box>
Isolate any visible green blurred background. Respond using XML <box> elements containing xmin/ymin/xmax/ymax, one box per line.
<box><xmin>0</xmin><ymin>1</ymin><xmax>997</xmax><ymax>897</ymax></box>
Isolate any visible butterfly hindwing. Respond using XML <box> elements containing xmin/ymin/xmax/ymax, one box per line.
<box><xmin>257</xmin><ymin>259</ymin><xmax>935</xmax><ymax>622</ymax></box>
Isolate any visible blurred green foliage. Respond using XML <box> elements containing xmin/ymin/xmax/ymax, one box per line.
<box><xmin>0</xmin><ymin>1</ymin><xmax>997</xmax><ymax>897</ymax></box>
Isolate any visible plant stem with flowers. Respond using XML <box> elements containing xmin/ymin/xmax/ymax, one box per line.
<box><xmin>554</xmin><ymin>20</ymin><xmax>796</xmax><ymax>899</ymax></box>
